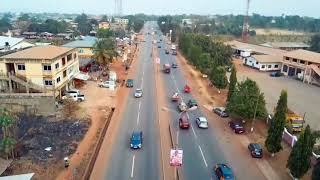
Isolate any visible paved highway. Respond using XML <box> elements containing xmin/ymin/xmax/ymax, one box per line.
<box><xmin>105</xmin><ymin>22</ymin><xmax>160</xmax><ymax>180</ymax></box>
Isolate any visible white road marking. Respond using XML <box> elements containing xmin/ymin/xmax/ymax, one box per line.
<box><xmin>176</xmin><ymin>130</ymin><xmax>179</xmax><ymax>147</ymax></box>
<box><xmin>137</xmin><ymin>101</ymin><xmax>142</xmax><ymax>125</ymax></box>
<box><xmin>130</xmin><ymin>155</ymin><xmax>135</xmax><ymax>178</ymax></box>
<box><xmin>198</xmin><ymin>145</ymin><xmax>208</xmax><ymax>167</ymax></box>
<box><xmin>191</xmin><ymin>125</ymin><xmax>197</xmax><ymax>138</ymax></box>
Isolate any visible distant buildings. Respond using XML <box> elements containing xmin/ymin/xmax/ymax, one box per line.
<box><xmin>99</xmin><ymin>22</ymin><xmax>110</xmax><ymax>30</ymax></box>
<box><xmin>260</xmin><ymin>42</ymin><xmax>310</xmax><ymax>51</ymax></box>
<box><xmin>0</xmin><ymin>36</ymin><xmax>34</xmax><ymax>53</ymax></box>
<box><xmin>114</xmin><ymin>18</ymin><xmax>129</xmax><ymax>25</ymax></box>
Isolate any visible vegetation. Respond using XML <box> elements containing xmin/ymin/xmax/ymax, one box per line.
<box><xmin>312</xmin><ymin>159</ymin><xmax>320</xmax><ymax>180</ymax></box>
<box><xmin>0</xmin><ymin>108</ymin><xmax>16</xmax><ymax>159</ymax></box>
<box><xmin>93</xmin><ymin>38</ymin><xmax>118</xmax><ymax>68</ymax></box>
<box><xmin>97</xmin><ymin>29</ymin><xmax>115</xmax><ymax>38</ymax></box>
<box><xmin>265</xmin><ymin>90</ymin><xmax>287</xmax><ymax>156</ymax></box>
<box><xmin>62</xmin><ymin>99</ymin><xmax>80</xmax><ymax>118</ymax></box>
<box><xmin>157</xmin><ymin>16</ymin><xmax>181</xmax><ymax>42</ymax></box>
<box><xmin>227</xmin><ymin>65</ymin><xmax>237</xmax><ymax>103</ymax></box>
<box><xmin>125</xmin><ymin>15</ymin><xmax>144</xmax><ymax>33</ymax></box>
<box><xmin>227</xmin><ymin>79</ymin><xmax>267</xmax><ymax>120</ymax></box>
<box><xmin>210</xmin><ymin>66</ymin><xmax>228</xmax><ymax>92</ymax></box>
<box><xmin>310</xmin><ymin>34</ymin><xmax>320</xmax><ymax>53</ymax></box>
<box><xmin>75</xmin><ymin>13</ymin><xmax>92</xmax><ymax>35</ymax></box>
<box><xmin>28</xmin><ymin>19</ymin><xmax>68</xmax><ymax>34</ymax></box>
<box><xmin>287</xmin><ymin>125</ymin><xmax>316</xmax><ymax>178</ymax></box>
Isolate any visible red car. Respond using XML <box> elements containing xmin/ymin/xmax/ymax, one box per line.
<box><xmin>179</xmin><ymin>115</ymin><xmax>190</xmax><ymax>129</ymax></box>
<box><xmin>228</xmin><ymin>120</ymin><xmax>245</xmax><ymax>134</ymax></box>
<box><xmin>184</xmin><ymin>85</ymin><xmax>191</xmax><ymax>93</ymax></box>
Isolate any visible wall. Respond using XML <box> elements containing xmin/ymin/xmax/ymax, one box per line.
<box><xmin>78</xmin><ymin>48</ymin><xmax>93</xmax><ymax>57</ymax></box>
<box><xmin>0</xmin><ymin>63</ymin><xmax>7</xmax><ymax>74</ymax></box>
<box><xmin>244</xmin><ymin>56</ymin><xmax>260</xmax><ymax>68</ymax></box>
<box><xmin>259</xmin><ymin>62</ymin><xmax>282</xmax><ymax>71</ymax></box>
<box><xmin>16</xmin><ymin>62</ymin><xmax>44</xmax><ymax>86</ymax></box>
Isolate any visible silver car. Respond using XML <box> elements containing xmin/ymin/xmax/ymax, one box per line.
<box><xmin>196</xmin><ymin>117</ymin><xmax>208</xmax><ymax>129</ymax></box>
<box><xmin>134</xmin><ymin>89</ymin><xmax>143</xmax><ymax>98</ymax></box>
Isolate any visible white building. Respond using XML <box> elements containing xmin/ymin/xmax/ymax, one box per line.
<box><xmin>245</xmin><ymin>55</ymin><xmax>282</xmax><ymax>71</ymax></box>
<box><xmin>0</xmin><ymin>36</ymin><xmax>34</xmax><ymax>52</ymax></box>
<box><xmin>114</xmin><ymin>18</ymin><xmax>129</xmax><ymax>25</ymax></box>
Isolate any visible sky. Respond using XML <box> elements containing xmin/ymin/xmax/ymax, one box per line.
<box><xmin>0</xmin><ymin>0</ymin><xmax>319</xmax><ymax>18</ymax></box>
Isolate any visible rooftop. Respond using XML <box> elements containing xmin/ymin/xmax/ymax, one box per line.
<box><xmin>225</xmin><ymin>40</ymin><xmax>287</xmax><ymax>56</ymax></box>
<box><xmin>260</xmin><ymin>42</ymin><xmax>310</xmax><ymax>48</ymax></box>
<box><xmin>252</xmin><ymin>54</ymin><xmax>283</xmax><ymax>63</ymax></box>
<box><xmin>284</xmin><ymin>49</ymin><xmax>320</xmax><ymax>64</ymax></box>
<box><xmin>0</xmin><ymin>45</ymin><xmax>74</xmax><ymax>60</ymax></box>
<box><xmin>62</xmin><ymin>36</ymin><xmax>97</xmax><ymax>48</ymax></box>
<box><xmin>0</xmin><ymin>36</ymin><xmax>24</xmax><ymax>48</ymax></box>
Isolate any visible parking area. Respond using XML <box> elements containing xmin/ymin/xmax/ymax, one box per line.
<box><xmin>234</xmin><ymin>59</ymin><xmax>320</xmax><ymax>130</ymax></box>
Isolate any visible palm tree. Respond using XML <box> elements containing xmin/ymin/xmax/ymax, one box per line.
<box><xmin>93</xmin><ymin>38</ymin><xmax>118</xmax><ymax>70</ymax></box>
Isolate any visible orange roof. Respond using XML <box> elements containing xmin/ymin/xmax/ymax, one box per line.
<box><xmin>284</xmin><ymin>49</ymin><xmax>320</xmax><ymax>64</ymax></box>
<box><xmin>0</xmin><ymin>45</ymin><xmax>75</xmax><ymax>60</ymax></box>
<box><xmin>252</xmin><ymin>55</ymin><xmax>283</xmax><ymax>63</ymax></box>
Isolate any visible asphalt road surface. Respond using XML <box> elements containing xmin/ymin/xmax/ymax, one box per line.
<box><xmin>105</xmin><ymin>22</ymin><xmax>160</xmax><ymax>180</ymax></box>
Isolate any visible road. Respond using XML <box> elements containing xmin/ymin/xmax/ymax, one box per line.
<box><xmin>105</xmin><ymin>22</ymin><xmax>160</xmax><ymax>180</ymax></box>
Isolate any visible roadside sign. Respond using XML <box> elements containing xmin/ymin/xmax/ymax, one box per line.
<box><xmin>170</xmin><ymin>149</ymin><xmax>183</xmax><ymax>167</ymax></box>
<box><xmin>156</xmin><ymin>58</ymin><xmax>160</xmax><ymax>64</ymax></box>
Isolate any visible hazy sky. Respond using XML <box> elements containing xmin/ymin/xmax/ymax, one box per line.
<box><xmin>1</xmin><ymin>0</ymin><xmax>319</xmax><ymax>17</ymax></box>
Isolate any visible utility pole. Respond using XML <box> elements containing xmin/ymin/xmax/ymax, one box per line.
<box><xmin>242</xmin><ymin>0</ymin><xmax>251</xmax><ymax>42</ymax></box>
<box><xmin>251</xmin><ymin>94</ymin><xmax>260</xmax><ymax>132</ymax></box>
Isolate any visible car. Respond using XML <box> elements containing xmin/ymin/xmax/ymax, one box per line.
<box><xmin>213</xmin><ymin>107</ymin><xmax>229</xmax><ymax>117</ymax></box>
<box><xmin>98</xmin><ymin>81</ymin><xmax>115</xmax><ymax>88</ymax></box>
<box><xmin>172</xmin><ymin>50</ymin><xmax>177</xmax><ymax>55</ymax></box>
<box><xmin>158</xmin><ymin>45</ymin><xmax>161</xmax><ymax>48</ymax></box>
<box><xmin>171</xmin><ymin>63</ymin><xmax>178</xmax><ymax>68</ymax></box>
<box><xmin>196</xmin><ymin>117</ymin><xmax>208</xmax><ymax>129</ymax></box>
<box><xmin>248</xmin><ymin>143</ymin><xmax>263</xmax><ymax>158</ymax></box>
<box><xmin>187</xmin><ymin>99</ymin><xmax>198</xmax><ymax>109</ymax></box>
<box><xmin>134</xmin><ymin>89</ymin><xmax>143</xmax><ymax>98</ymax></box>
<box><xmin>165</xmin><ymin>49</ymin><xmax>170</xmax><ymax>54</ymax></box>
<box><xmin>178</xmin><ymin>102</ymin><xmax>188</xmax><ymax>112</ymax></box>
<box><xmin>179</xmin><ymin>115</ymin><xmax>190</xmax><ymax>129</ymax></box>
<box><xmin>130</xmin><ymin>131</ymin><xmax>143</xmax><ymax>149</ymax></box>
<box><xmin>270</xmin><ymin>71</ymin><xmax>284</xmax><ymax>77</ymax></box>
<box><xmin>214</xmin><ymin>164</ymin><xmax>235</xmax><ymax>180</ymax></box>
<box><xmin>228</xmin><ymin>120</ymin><xmax>245</xmax><ymax>134</ymax></box>
<box><xmin>126</xmin><ymin>79</ymin><xmax>134</xmax><ymax>87</ymax></box>
<box><xmin>65</xmin><ymin>89</ymin><xmax>80</xmax><ymax>97</ymax></box>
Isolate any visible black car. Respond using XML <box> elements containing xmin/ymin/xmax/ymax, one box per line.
<box><xmin>229</xmin><ymin>120</ymin><xmax>245</xmax><ymax>134</ymax></box>
<box><xmin>171</xmin><ymin>63</ymin><xmax>178</xmax><ymax>68</ymax></box>
<box><xmin>213</xmin><ymin>107</ymin><xmax>229</xmax><ymax>117</ymax></box>
<box><xmin>165</xmin><ymin>49</ymin><xmax>170</xmax><ymax>54</ymax></box>
<box><xmin>187</xmin><ymin>99</ymin><xmax>198</xmax><ymax>108</ymax></box>
<box><xmin>158</xmin><ymin>45</ymin><xmax>161</xmax><ymax>48</ymax></box>
<box><xmin>248</xmin><ymin>143</ymin><xmax>263</xmax><ymax>158</ymax></box>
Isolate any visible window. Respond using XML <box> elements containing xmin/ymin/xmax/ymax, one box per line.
<box><xmin>17</xmin><ymin>64</ymin><xmax>26</xmax><ymax>71</ymax></box>
<box><xmin>268</xmin><ymin>65</ymin><xmax>272</xmax><ymax>69</ymax></box>
<box><xmin>67</xmin><ymin>54</ymin><xmax>72</xmax><ymax>61</ymax></box>
<box><xmin>62</xmin><ymin>57</ymin><xmax>66</xmax><ymax>65</ymax></box>
<box><xmin>283</xmin><ymin>65</ymin><xmax>288</xmax><ymax>72</ymax></box>
<box><xmin>78</xmin><ymin>49</ymin><xmax>84</xmax><ymax>53</ymax></box>
<box><xmin>55</xmin><ymin>63</ymin><xmax>59</xmax><ymax>69</ymax></box>
<box><xmin>63</xmin><ymin>70</ymin><xmax>67</xmax><ymax>78</ymax></box>
<box><xmin>285</xmin><ymin>57</ymin><xmax>290</xmax><ymax>60</ymax></box>
<box><xmin>296</xmin><ymin>68</ymin><xmax>302</xmax><ymax>74</ymax></box>
<box><xmin>261</xmin><ymin>65</ymin><xmax>266</xmax><ymax>69</ymax></box>
<box><xmin>308</xmin><ymin>62</ymin><xmax>313</xmax><ymax>65</ymax></box>
<box><xmin>274</xmin><ymin>65</ymin><xmax>279</xmax><ymax>68</ymax></box>
<box><xmin>44</xmin><ymin>80</ymin><xmax>53</xmax><ymax>86</ymax></box>
<box><xmin>300</xmin><ymin>60</ymin><xmax>305</xmax><ymax>64</ymax></box>
<box><xmin>292</xmin><ymin>58</ymin><xmax>297</xmax><ymax>63</ymax></box>
<box><xmin>43</xmin><ymin>64</ymin><xmax>52</xmax><ymax>71</ymax></box>
<box><xmin>56</xmin><ymin>77</ymin><xmax>61</xmax><ymax>83</ymax></box>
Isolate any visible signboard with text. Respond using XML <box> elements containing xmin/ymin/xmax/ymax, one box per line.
<box><xmin>170</xmin><ymin>149</ymin><xmax>183</xmax><ymax>167</ymax></box>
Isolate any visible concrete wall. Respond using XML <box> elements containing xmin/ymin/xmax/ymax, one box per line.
<box><xmin>0</xmin><ymin>94</ymin><xmax>55</xmax><ymax>115</ymax></box>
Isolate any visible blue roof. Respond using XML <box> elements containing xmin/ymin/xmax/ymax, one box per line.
<box><xmin>62</xmin><ymin>36</ymin><xmax>97</xmax><ymax>48</ymax></box>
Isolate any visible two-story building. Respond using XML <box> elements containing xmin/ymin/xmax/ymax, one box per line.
<box><xmin>0</xmin><ymin>45</ymin><xmax>79</xmax><ymax>97</ymax></box>
<box><xmin>98</xmin><ymin>22</ymin><xmax>110</xmax><ymax>29</ymax></box>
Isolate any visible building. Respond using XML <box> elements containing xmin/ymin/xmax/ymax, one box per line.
<box><xmin>245</xmin><ymin>55</ymin><xmax>283</xmax><ymax>71</ymax></box>
<box><xmin>260</xmin><ymin>42</ymin><xmax>310</xmax><ymax>51</ymax></box>
<box><xmin>98</xmin><ymin>22</ymin><xmax>110</xmax><ymax>29</ymax></box>
<box><xmin>0</xmin><ymin>36</ymin><xmax>34</xmax><ymax>53</ymax></box>
<box><xmin>62</xmin><ymin>36</ymin><xmax>97</xmax><ymax>58</ymax></box>
<box><xmin>182</xmin><ymin>19</ymin><xmax>193</xmax><ymax>26</ymax></box>
<box><xmin>282</xmin><ymin>49</ymin><xmax>320</xmax><ymax>85</ymax></box>
<box><xmin>114</xmin><ymin>18</ymin><xmax>129</xmax><ymax>25</ymax></box>
<box><xmin>0</xmin><ymin>45</ymin><xmax>80</xmax><ymax>97</ymax></box>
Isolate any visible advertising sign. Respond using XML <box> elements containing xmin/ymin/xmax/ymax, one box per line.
<box><xmin>170</xmin><ymin>149</ymin><xmax>183</xmax><ymax>167</ymax></box>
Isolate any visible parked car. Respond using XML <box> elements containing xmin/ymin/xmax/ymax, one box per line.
<box><xmin>270</xmin><ymin>71</ymin><xmax>284</xmax><ymax>77</ymax></box>
<box><xmin>214</xmin><ymin>164</ymin><xmax>235</xmax><ymax>180</ymax></box>
<box><xmin>187</xmin><ymin>99</ymin><xmax>198</xmax><ymax>109</ymax></box>
<box><xmin>178</xmin><ymin>102</ymin><xmax>188</xmax><ymax>112</ymax></box>
<box><xmin>71</xmin><ymin>94</ymin><xmax>85</xmax><ymax>102</ymax></box>
<box><xmin>165</xmin><ymin>49</ymin><xmax>170</xmax><ymax>54</ymax></box>
<box><xmin>134</xmin><ymin>89</ymin><xmax>143</xmax><ymax>98</ymax></box>
<box><xmin>65</xmin><ymin>89</ymin><xmax>80</xmax><ymax>97</ymax></box>
<box><xmin>248</xmin><ymin>143</ymin><xmax>263</xmax><ymax>158</ymax></box>
<box><xmin>213</xmin><ymin>107</ymin><xmax>229</xmax><ymax>117</ymax></box>
<box><xmin>229</xmin><ymin>120</ymin><xmax>245</xmax><ymax>134</ymax></box>
<box><xmin>130</xmin><ymin>131</ymin><xmax>143</xmax><ymax>149</ymax></box>
<box><xmin>171</xmin><ymin>63</ymin><xmax>178</xmax><ymax>68</ymax></box>
<box><xmin>179</xmin><ymin>115</ymin><xmax>190</xmax><ymax>129</ymax></box>
<box><xmin>172</xmin><ymin>50</ymin><xmax>177</xmax><ymax>55</ymax></box>
<box><xmin>158</xmin><ymin>45</ymin><xmax>161</xmax><ymax>48</ymax></box>
<box><xmin>126</xmin><ymin>79</ymin><xmax>134</xmax><ymax>87</ymax></box>
<box><xmin>99</xmin><ymin>81</ymin><xmax>115</xmax><ymax>88</ymax></box>
<box><xmin>196</xmin><ymin>117</ymin><xmax>208</xmax><ymax>129</ymax></box>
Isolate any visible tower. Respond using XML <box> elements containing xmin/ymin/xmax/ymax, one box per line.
<box><xmin>114</xmin><ymin>0</ymin><xmax>123</xmax><ymax>17</ymax></box>
<box><xmin>242</xmin><ymin>0</ymin><xmax>251</xmax><ymax>42</ymax></box>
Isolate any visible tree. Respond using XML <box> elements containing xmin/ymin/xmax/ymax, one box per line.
<box><xmin>228</xmin><ymin>79</ymin><xmax>267</xmax><ymax>119</ymax></box>
<box><xmin>18</xmin><ymin>13</ymin><xmax>30</xmax><ymax>21</ymax></box>
<box><xmin>310</xmin><ymin>34</ymin><xmax>320</xmax><ymax>53</ymax></box>
<box><xmin>0</xmin><ymin>17</ymin><xmax>12</xmax><ymax>32</ymax></box>
<box><xmin>75</xmin><ymin>13</ymin><xmax>92</xmax><ymax>35</ymax></box>
<box><xmin>265</xmin><ymin>90</ymin><xmax>287</xmax><ymax>156</ymax></box>
<box><xmin>101</xmin><ymin>15</ymin><xmax>109</xmax><ymax>22</ymax></box>
<box><xmin>287</xmin><ymin>125</ymin><xmax>316</xmax><ymax>178</ymax></box>
<box><xmin>312</xmin><ymin>159</ymin><xmax>320</xmax><ymax>180</ymax></box>
<box><xmin>227</xmin><ymin>65</ymin><xmax>237</xmax><ymax>103</ymax></box>
<box><xmin>93</xmin><ymin>38</ymin><xmax>118</xmax><ymax>68</ymax></box>
<box><xmin>210</xmin><ymin>66</ymin><xmax>228</xmax><ymax>92</ymax></box>
<box><xmin>0</xmin><ymin>108</ymin><xmax>16</xmax><ymax>159</ymax></box>
<box><xmin>97</xmin><ymin>29</ymin><xmax>115</xmax><ymax>38</ymax></box>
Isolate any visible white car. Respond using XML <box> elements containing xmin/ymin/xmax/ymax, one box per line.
<box><xmin>134</xmin><ymin>89</ymin><xmax>143</xmax><ymax>98</ymax></box>
<box><xmin>178</xmin><ymin>102</ymin><xmax>188</xmax><ymax>112</ymax></box>
<box><xmin>196</xmin><ymin>117</ymin><xmax>208</xmax><ymax>129</ymax></box>
<box><xmin>99</xmin><ymin>81</ymin><xmax>115</xmax><ymax>88</ymax></box>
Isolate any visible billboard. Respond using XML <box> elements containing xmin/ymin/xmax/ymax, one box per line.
<box><xmin>170</xmin><ymin>149</ymin><xmax>183</xmax><ymax>167</ymax></box>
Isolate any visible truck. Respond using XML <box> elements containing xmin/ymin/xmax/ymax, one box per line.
<box><xmin>269</xmin><ymin>108</ymin><xmax>304</xmax><ymax>132</ymax></box>
<box><xmin>163</xmin><ymin>63</ymin><xmax>171</xmax><ymax>73</ymax></box>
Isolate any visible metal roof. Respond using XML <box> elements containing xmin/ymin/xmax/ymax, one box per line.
<box><xmin>284</xmin><ymin>49</ymin><xmax>320</xmax><ymax>64</ymax></box>
<box><xmin>62</xmin><ymin>36</ymin><xmax>97</xmax><ymax>48</ymax></box>
<box><xmin>0</xmin><ymin>36</ymin><xmax>24</xmax><ymax>48</ymax></box>
<box><xmin>0</xmin><ymin>173</ymin><xmax>34</xmax><ymax>180</ymax></box>
<box><xmin>260</xmin><ymin>42</ymin><xmax>310</xmax><ymax>48</ymax></box>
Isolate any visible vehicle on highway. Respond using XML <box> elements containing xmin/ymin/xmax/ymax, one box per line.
<box><xmin>248</xmin><ymin>143</ymin><xmax>263</xmax><ymax>158</ymax></box>
<box><xmin>184</xmin><ymin>85</ymin><xmax>191</xmax><ymax>93</ymax></box>
<box><xmin>179</xmin><ymin>114</ymin><xmax>190</xmax><ymax>129</ymax></box>
<box><xmin>158</xmin><ymin>45</ymin><xmax>161</xmax><ymax>48</ymax></box>
<box><xmin>187</xmin><ymin>99</ymin><xmax>198</xmax><ymax>109</ymax></box>
<box><xmin>163</xmin><ymin>63</ymin><xmax>171</xmax><ymax>73</ymax></box>
<box><xmin>98</xmin><ymin>81</ymin><xmax>115</xmax><ymax>88</ymax></box>
<box><xmin>130</xmin><ymin>131</ymin><xmax>143</xmax><ymax>149</ymax></box>
<box><xmin>172</xmin><ymin>92</ymin><xmax>180</xmax><ymax>102</ymax></box>
<box><xmin>165</xmin><ymin>49</ymin><xmax>170</xmax><ymax>54</ymax></box>
<box><xmin>214</xmin><ymin>164</ymin><xmax>235</xmax><ymax>180</ymax></box>
<box><xmin>171</xmin><ymin>63</ymin><xmax>178</xmax><ymax>68</ymax></box>
<box><xmin>172</xmin><ymin>50</ymin><xmax>177</xmax><ymax>55</ymax></box>
<box><xmin>134</xmin><ymin>89</ymin><xmax>143</xmax><ymax>98</ymax></box>
<box><xmin>126</xmin><ymin>79</ymin><xmax>134</xmax><ymax>87</ymax></box>
<box><xmin>213</xmin><ymin>107</ymin><xmax>229</xmax><ymax>117</ymax></box>
<box><xmin>178</xmin><ymin>101</ymin><xmax>188</xmax><ymax>112</ymax></box>
<box><xmin>228</xmin><ymin>120</ymin><xmax>245</xmax><ymax>134</ymax></box>
<box><xmin>270</xmin><ymin>71</ymin><xmax>284</xmax><ymax>77</ymax></box>
<box><xmin>196</xmin><ymin>117</ymin><xmax>208</xmax><ymax>128</ymax></box>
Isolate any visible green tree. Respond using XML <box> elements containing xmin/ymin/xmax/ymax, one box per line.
<box><xmin>210</xmin><ymin>66</ymin><xmax>228</xmax><ymax>92</ymax></box>
<box><xmin>265</xmin><ymin>90</ymin><xmax>287</xmax><ymax>156</ymax></box>
<box><xmin>101</xmin><ymin>15</ymin><xmax>109</xmax><ymax>22</ymax></box>
<box><xmin>227</xmin><ymin>65</ymin><xmax>237</xmax><ymax>103</ymax></box>
<box><xmin>312</xmin><ymin>159</ymin><xmax>320</xmax><ymax>180</ymax></box>
<box><xmin>0</xmin><ymin>108</ymin><xmax>16</xmax><ymax>159</ymax></box>
<box><xmin>310</xmin><ymin>34</ymin><xmax>320</xmax><ymax>53</ymax></box>
<box><xmin>0</xmin><ymin>17</ymin><xmax>12</xmax><ymax>32</ymax></box>
<box><xmin>93</xmin><ymin>38</ymin><xmax>118</xmax><ymax>68</ymax></box>
<box><xmin>228</xmin><ymin>79</ymin><xmax>267</xmax><ymax>119</ymax></box>
<box><xmin>97</xmin><ymin>29</ymin><xmax>115</xmax><ymax>38</ymax></box>
<box><xmin>75</xmin><ymin>13</ymin><xmax>92</xmax><ymax>35</ymax></box>
<box><xmin>287</xmin><ymin>125</ymin><xmax>316</xmax><ymax>178</ymax></box>
<box><xmin>188</xmin><ymin>45</ymin><xmax>202</xmax><ymax>65</ymax></box>
<box><xmin>18</xmin><ymin>13</ymin><xmax>30</xmax><ymax>21</ymax></box>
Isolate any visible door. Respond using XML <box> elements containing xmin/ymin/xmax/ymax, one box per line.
<box><xmin>5</xmin><ymin>63</ymin><xmax>15</xmax><ymax>74</ymax></box>
<box><xmin>288</xmin><ymin>67</ymin><xmax>295</xmax><ymax>76</ymax></box>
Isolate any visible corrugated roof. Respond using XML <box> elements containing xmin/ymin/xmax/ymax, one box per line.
<box><xmin>0</xmin><ymin>36</ymin><xmax>24</xmax><ymax>47</ymax></box>
<box><xmin>62</xmin><ymin>36</ymin><xmax>97</xmax><ymax>48</ymax></box>
<box><xmin>260</xmin><ymin>42</ymin><xmax>310</xmax><ymax>48</ymax></box>
<box><xmin>0</xmin><ymin>173</ymin><xmax>34</xmax><ymax>180</ymax></box>
<box><xmin>0</xmin><ymin>45</ymin><xmax>74</xmax><ymax>60</ymax></box>
<box><xmin>252</xmin><ymin>55</ymin><xmax>283</xmax><ymax>63</ymax></box>
<box><xmin>284</xmin><ymin>49</ymin><xmax>320</xmax><ymax>64</ymax></box>
<box><xmin>225</xmin><ymin>40</ymin><xmax>287</xmax><ymax>56</ymax></box>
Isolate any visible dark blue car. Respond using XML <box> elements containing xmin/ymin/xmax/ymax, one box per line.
<box><xmin>130</xmin><ymin>131</ymin><xmax>143</xmax><ymax>149</ymax></box>
<box><xmin>214</xmin><ymin>164</ymin><xmax>235</xmax><ymax>180</ymax></box>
